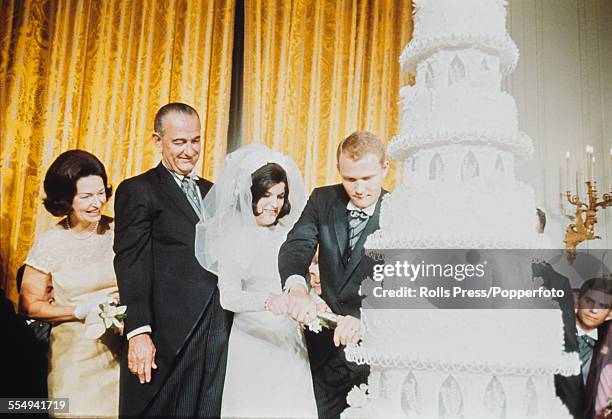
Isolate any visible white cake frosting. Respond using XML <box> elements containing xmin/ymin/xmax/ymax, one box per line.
<box><xmin>397</xmin><ymin>49</ymin><xmax>528</xmax><ymax>153</ymax></box>
<box><xmin>345</xmin><ymin>310</ymin><xmax>578</xmax><ymax>419</ymax></box>
<box><xmin>401</xmin><ymin>0</ymin><xmax>519</xmax><ymax>75</ymax></box>
<box><xmin>369</xmin><ymin>3</ymin><xmax>536</xmax><ymax>250</ymax></box>
<box><xmin>344</xmin><ymin>1</ymin><xmax>580</xmax><ymax>418</ymax></box>
<box><xmin>368</xmin><ymin>144</ymin><xmax>540</xmax><ymax>250</ymax></box>
<box><xmin>348</xmin><ymin>310</ymin><xmax>577</xmax><ymax>375</ymax></box>
<box><xmin>396</xmin><ymin>44</ymin><xmax>532</xmax><ymax>161</ymax></box>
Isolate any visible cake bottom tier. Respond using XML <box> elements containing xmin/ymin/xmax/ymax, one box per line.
<box><xmin>342</xmin><ymin>366</ymin><xmax>572</xmax><ymax>419</ymax></box>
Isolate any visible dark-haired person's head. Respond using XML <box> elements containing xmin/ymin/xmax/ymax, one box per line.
<box><xmin>153</xmin><ymin>102</ymin><xmax>201</xmax><ymax>177</ymax></box>
<box><xmin>576</xmin><ymin>277</ymin><xmax>612</xmax><ymax>332</ymax></box>
<box><xmin>535</xmin><ymin>208</ymin><xmax>546</xmax><ymax>234</ymax></box>
<box><xmin>250</xmin><ymin>162</ymin><xmax>291</xmax><ymax>226</ymax></box>
<box><xmin>43</xmin><ymin>150</ymin><xmax>112</xmax><ymax>233</ymax></box>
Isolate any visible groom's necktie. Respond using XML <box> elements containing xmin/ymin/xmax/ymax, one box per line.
<box><xmin>578</xmin><ymin>334</ymin><xmax>595</xmax><ymax>385</ymax></box>
<box><xmin>180</xmin><ymin>176</ymin><xmax>202</xmax><ymax>216</ymax></box>
<box><xmin>348</xmin><ymin>209</ymin><xmax>369</xmax><ymax>258</ymax></box>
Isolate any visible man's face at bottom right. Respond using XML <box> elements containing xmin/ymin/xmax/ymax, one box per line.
<box><xmin>576</xmin><ymin>289</ymin><xmax>612</xmax><ymax>331</ymax></box>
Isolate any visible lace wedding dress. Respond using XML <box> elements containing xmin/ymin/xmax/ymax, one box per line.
<box><xmin>218</xmin><ymin>225</ymin><xmax>317</xmax><ymax>418</ymax></box>
<box><xmin>195</xmin><ymin>144</ymin><xmax>317</xmax><ymax>418</ymax></box>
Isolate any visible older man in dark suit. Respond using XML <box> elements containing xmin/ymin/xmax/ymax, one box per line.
<box><xmin>279</xmin><ymin>131</ymin><xmax>388</xmax><ymax>419</ymax></box>
<box><xmin>114</xmin><ymin>103</ymin><xmax>231</xmax><ymax>418</ymax></box>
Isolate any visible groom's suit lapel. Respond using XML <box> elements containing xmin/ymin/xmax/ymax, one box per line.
<box><xmin>330</xmin><ymin>186</ymin><xmax>350</xmax><ymax>269</ymax></box>
<box><xmin>155</xmin><ymin>163</ymin><xmax>200</xmax><ymax>225</ymax></box>
<box><xmin>331</xmin><ymin>205</ymin><xmax>349</xmax><ymax>269</ymax></box>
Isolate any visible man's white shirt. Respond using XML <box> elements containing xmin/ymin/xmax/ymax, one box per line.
<box><xmin>576</xmin><ymin>323</ymin><xmax>599</xmax><ymax>341</ymax></box>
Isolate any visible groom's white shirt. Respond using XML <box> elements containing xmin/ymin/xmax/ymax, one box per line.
<box><xmin>126</xmin><ymin>161</ymin><xmax>202</xmax><ymax>340</ymax></box>
<box><xmin>283</xmin><ymin>200</ymin><xmax>376</xmax><ymax>292</ymax></box>
<box><xmin>576</xmin><ymin>323</ymin><xmax>599</xmax><ymax>340</ymax></box>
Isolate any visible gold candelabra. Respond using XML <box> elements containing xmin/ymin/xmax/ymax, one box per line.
<box><xmin>564</xmin><ymin>181</ymin><xmax>612</xmax><ymax>252</ymax></box>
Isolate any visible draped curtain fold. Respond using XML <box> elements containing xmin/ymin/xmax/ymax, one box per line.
<box><xmin>0</xmin><ymin>0</ymin><xmax>235</xmax><ymax>301</ymax></box>
<box><xmin>242</xmin><ymin>0</ymin><xmax>413</xmax><ymax>190</ymax></box>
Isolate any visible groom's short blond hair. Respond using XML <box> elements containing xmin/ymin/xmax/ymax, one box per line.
<box><xmin>336</xmin><ymin>131</ymin><xmax>386</xmax><ymax>165</ymax></box>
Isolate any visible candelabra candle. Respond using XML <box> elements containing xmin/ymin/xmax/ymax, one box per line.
<box><xmin>564</xmin><ymin>146</ymin><xmax>611</xmax><ymax>253</ymax></box>
<box><xmin>566</xmin><ymin>151</ymin><xmax>570</xmax><ymax>191</ymax></box>
<box><xmin>586</xmin><ymin>145</ymin><xmax>593</xmax><ymax>182</ymax></box>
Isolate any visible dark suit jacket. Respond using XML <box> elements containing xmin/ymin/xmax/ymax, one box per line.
<box><xmin>279</xmin><ymin>184</ymin><xmax>385</xmax><ymax>369</ymax></box>
<box><xmin>557</xmin><ymin>317</ymin><xmax>609</xmax><ymax>419</ymax></box>
<box><xmin>0</xmin><ymin>289</ymin><xmax>48</xmax><ymax>399</ymax></box>
<box><xmin>114</xmin><ymin>163</ymin><xmax>224</xmax><ymax>416</ymax></box>
<box><xmin>533</xmin><ymin>261</ymin><xmax>610</xmax><ymax>419</ymax></box>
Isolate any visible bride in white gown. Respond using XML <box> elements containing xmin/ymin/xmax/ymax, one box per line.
<box><xmin>196</xmin><ymin>144</ymin><xmax>318</xmax><ymax>418</ymax></box>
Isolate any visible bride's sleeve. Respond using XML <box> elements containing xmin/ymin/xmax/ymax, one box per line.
<box><xmin>217</xmin><ymin>257</ymin><xmax>269</xmax><ymax>313</ymax></box>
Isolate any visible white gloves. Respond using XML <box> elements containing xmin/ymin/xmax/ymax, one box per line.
<box><xmin>74</xmin><ymin>295</ymin><xmax>108</xmax><ymax>320</ymax></box>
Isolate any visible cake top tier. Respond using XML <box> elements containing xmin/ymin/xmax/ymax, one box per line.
<box><xmin>401</xmin><ymin>0</ymin><xmax>519</xmax><ymax>76</ymax></box>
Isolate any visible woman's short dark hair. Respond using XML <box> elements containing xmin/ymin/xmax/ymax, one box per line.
<box><xmin>251</xmin><ymin>163</ymin><xmax>291</xmax><ymax>224</ymax></box>
<box><xmin>43</xmin><ymin>150</ymin><xmax>113</xmax><ymax>233</ymax></box>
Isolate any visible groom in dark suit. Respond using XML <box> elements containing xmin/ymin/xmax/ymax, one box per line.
<box><xmin>279</xmin><ymin>131</ymin><xmax>388</xmax><ymax>419</ymax></box>
<box><xmin>114</xmin><ymin>103</ymin><xmax>231</xmax><ymax>418</ymax></box>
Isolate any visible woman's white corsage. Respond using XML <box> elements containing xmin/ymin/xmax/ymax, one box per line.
<box><xmin>84</xmin><ymin>298</ymin><xmax>127</xmax><ymax>340</ymax></box>
<box><xmin>307</xmin><ymin>318</ymin><xmax>323</xmax><ymax>333</ymax></box>
<box><xmin>306</xmin><ymin>312</ymin><xmax>338</xmax><ymax>334</ymax></box>
<box><xmin>346</xmin><ymin>384</ymin><xmax>369</xmax><ymax>408</ymax></box>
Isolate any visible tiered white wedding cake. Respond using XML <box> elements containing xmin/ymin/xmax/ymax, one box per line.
<box><xmin>344</xmin><ymin>1</ymin><xmax>579</xmax><ymax>418</ymax></box>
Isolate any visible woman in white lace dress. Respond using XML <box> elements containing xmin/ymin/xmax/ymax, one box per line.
<box><xmin>20</xmin><ymin>150</ymin><xmax>120</xmax><ymax>418</ymax></box>
<box><xmin>196</xmin><ymin>144</ymin><xmax>317</xmax><ymax>418</ymax></box>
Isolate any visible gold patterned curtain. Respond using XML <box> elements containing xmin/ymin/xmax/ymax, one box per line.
<box><xmin>0</xmin><ymin>0</ymin><xmax>235</xmax><ymax>303</ymax></box>
<box><xmin>243</xmin><ymin>0</ymin><xmax>413</xmax><ymax>190</ymax></box>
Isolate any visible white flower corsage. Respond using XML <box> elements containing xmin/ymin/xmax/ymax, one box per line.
<box><xmin>306</xmin><ymin>312</ymin><xmax>338</xmax><ymax>334</ymax></box>
<box><xmin>84</xmin><ymin>298</ymin><xmax>127</xmax><ymax>340</ymax></box>
<box><xmin>346</xmin><ymin>384</ymin><xmax>369</xmax><ymax>408</ymax></box>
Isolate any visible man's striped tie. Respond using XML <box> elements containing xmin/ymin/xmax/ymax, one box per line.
<box><xmin>578</xmin><ymin>334</ymin><xmax>595</xmax><ymax>385</ymax></box>
<box><xmin>181</xmin><ymin>176</ymin><xmax>202</xmax><ymax>215</ymax></box>
<box><xmin>348</xmin><ymin>209</ymin><xmax>369</xmax><ymax>257</ymax></box>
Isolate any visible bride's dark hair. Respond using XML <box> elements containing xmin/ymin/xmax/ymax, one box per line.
<box><xmin>251</xmin><ymin>162</ymin><xmax>291</xmax><ymax>224</ymax></box>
